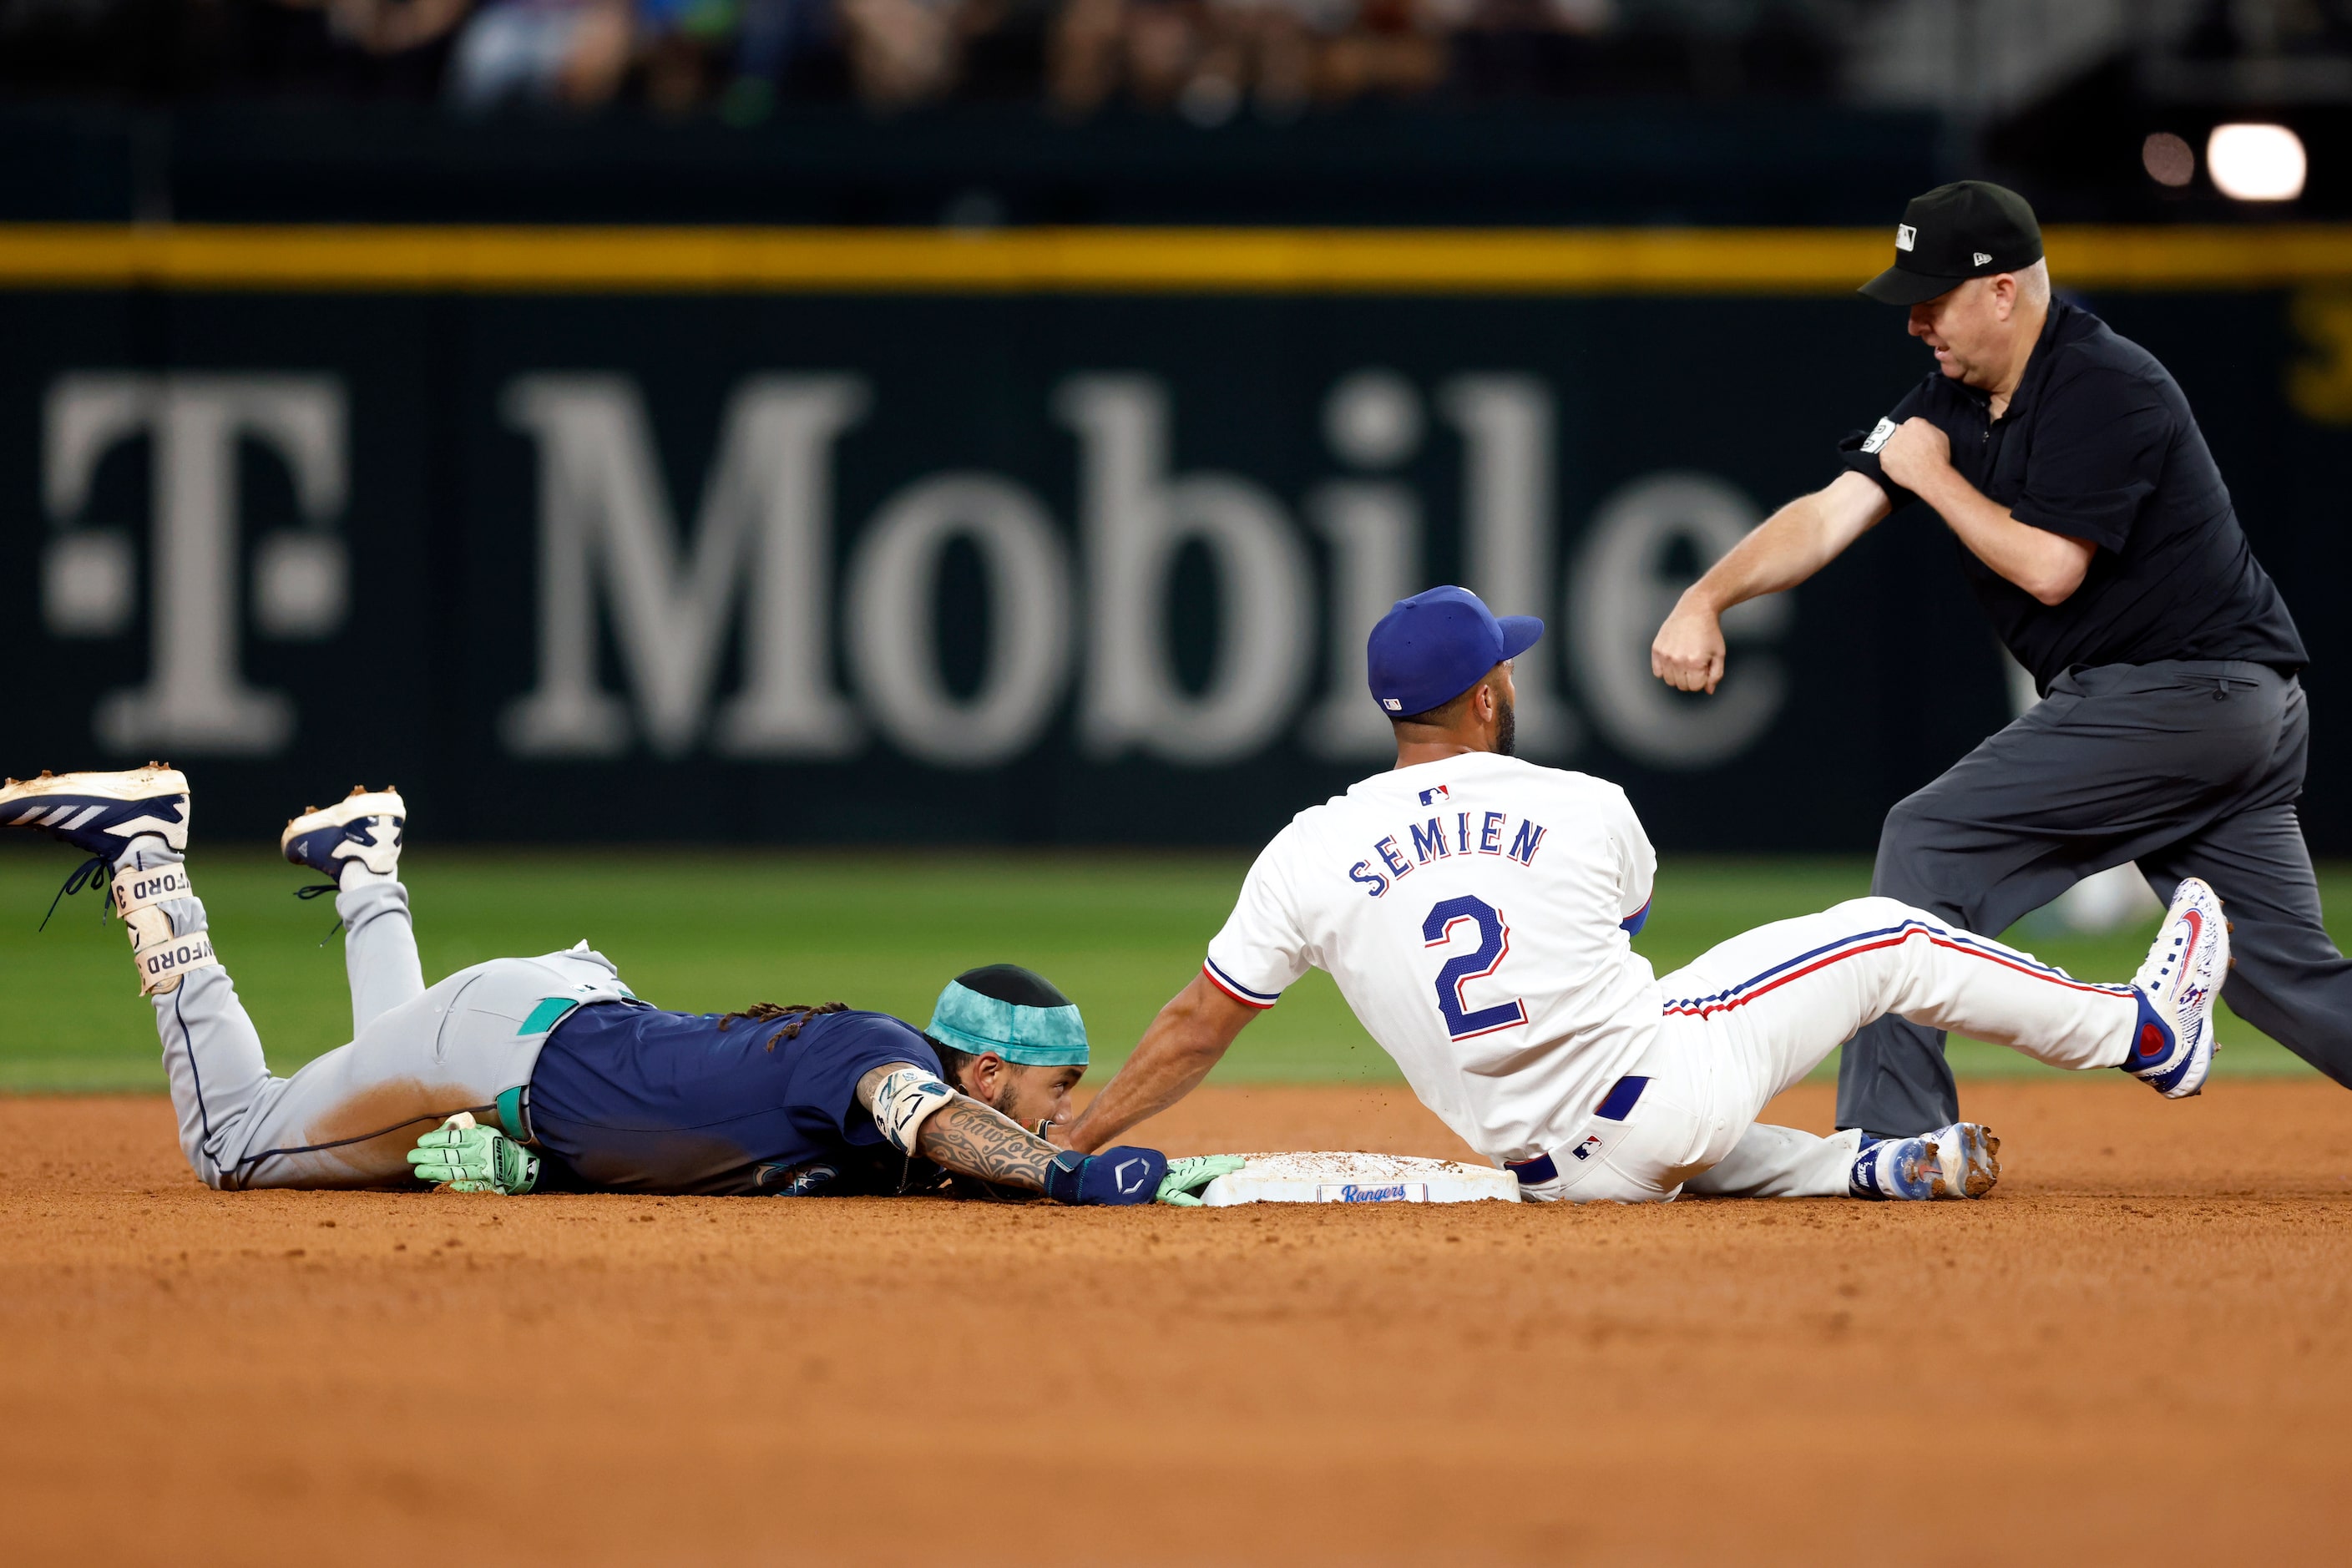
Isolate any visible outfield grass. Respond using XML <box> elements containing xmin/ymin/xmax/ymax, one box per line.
<box><xmin>0</xmin><ymin>845</ymin><xmax>2325</xmax><ymax>1092</ymax></box>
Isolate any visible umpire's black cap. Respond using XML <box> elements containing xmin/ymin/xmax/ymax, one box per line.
<box><xmin>1860</xmin><ymin>180</ymin><xmax>2045</xmax><ymax>306</ymax></box>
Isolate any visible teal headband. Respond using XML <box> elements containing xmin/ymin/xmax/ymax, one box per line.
<box><xmin>926</xmin><ymin>976</ymin><xmax>1089</xmax><ymax>1067</ymax></box>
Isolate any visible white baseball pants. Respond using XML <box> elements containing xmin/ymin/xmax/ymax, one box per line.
<box><xmin>1519</xmin><ymin>896</ymin><xmax>2138</xmax><ymax>1203</ymax></box>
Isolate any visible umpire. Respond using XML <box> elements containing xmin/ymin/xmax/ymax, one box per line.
<box><xmin>1650</xmin><ymin>179</ymin><xmax>2340</xmax><ymax>1137</ymax></box>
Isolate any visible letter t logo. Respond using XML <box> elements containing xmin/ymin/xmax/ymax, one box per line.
<box><xmin>43</xmin><ymin>373</ymin><xmax>349</xmax><ymax>755</ymax></box>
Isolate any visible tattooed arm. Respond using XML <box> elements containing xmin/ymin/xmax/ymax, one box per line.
<box><xmin>913</xmin><ymin>1096</ymin><xmax>1061</xmax><ymax>1191</ymax></box>
<box><xmin>854</xmin><ymin>1062</ymin><xmax>1056</xmax><ymax>1192</ymax></box>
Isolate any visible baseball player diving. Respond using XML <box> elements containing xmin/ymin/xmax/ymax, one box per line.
<box><xmin>1651</xmin><ymin>180</ymin><xmax>2336</xmax><ymax>1140</ymax></box>
<box><xmin>0</xmin><ymin>766</ymin><xmax>1237</xmax><ymax>1207</ymax></box>
<box><xmin>1060</xmin><ymin>586</ymin><xmax>2228</xmax><ymax>1202</ymax></box>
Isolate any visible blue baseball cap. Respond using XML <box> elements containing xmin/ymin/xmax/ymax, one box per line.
<box><xmin>1366</xmin><ymin>586</ymin><xmax>1543</xmax><ymax>719</ymax></box>
<box><xmin>926</xmin><ymin>964</ymin><xmax>1089</xmax><ymax>1067</ymax></box>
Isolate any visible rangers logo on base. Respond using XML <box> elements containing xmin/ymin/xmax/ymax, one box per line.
<box><xmin>1200</xmin><ymin>1152</ymin><xmax>1519</xmax><ymax>1206</ymax></box>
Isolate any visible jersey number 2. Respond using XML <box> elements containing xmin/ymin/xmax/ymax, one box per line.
<box><xmin>1421</xmin><ymin>895</ymin><xmax>1527</xmax><ymax>1041</ymax></box>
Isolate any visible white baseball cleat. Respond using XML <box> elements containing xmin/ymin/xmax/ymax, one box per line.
<box><xmin>1925</xmin><ymin>1120</ymin><xmax>2000</xmax><ymax>1199</ymax></box>
<box><xmin>1849</xmin><ymin>1122</ymin><xmax>2000</xmax><ymax>1201</ymax></box>
<box><xmin>0</xmin><ymin>766</ymin><xmax>206</xmax><ymax>953</ymax></box>
<box><xmin>281</xmin><ymin>787</ymin><xmax>405</xmax><ymax>890</ymax></box>
<box><xmin>2124</xmin><ymin>876</ymin><xmax>2229</xmax><ymax>1098</ymax></box>
<box><xmin>1849</xmin><ymin>1133</ymin><xmax>1939</xmax><ymax>1200</ymax></box>
<box><xmin>0</xmin><ymin>764</ymin><xmax>190</xmax><ymax>858</ymax></box>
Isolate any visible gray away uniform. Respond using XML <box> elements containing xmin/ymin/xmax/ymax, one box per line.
<box><xmin>134</xmin><ymin>839</ymin><xmax>632</xmax><ymax>1190</ymax></box>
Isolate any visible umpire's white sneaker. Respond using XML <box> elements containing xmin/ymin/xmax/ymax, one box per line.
<box><xmin>0</xmin><ymin>764</ymin><xmax>190</xmax><ymax>857</ymax></box>
<box><xmin>281</xmin><ymin>786</ymin><xmax>405</xmax><ymax>888</ymax></box>
<box><xmin>2126</xmin><ymin>876</ymin><xmax>2229</xmax><ymax>1098</ymax></box>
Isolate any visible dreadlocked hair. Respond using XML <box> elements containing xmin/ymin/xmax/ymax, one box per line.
<box><xmin>717</xmin><ymin>1001</ymin><xmax>850</xmax><ymax>1050</ymax></box>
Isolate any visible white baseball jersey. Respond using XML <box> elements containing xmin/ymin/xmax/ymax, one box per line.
<box><xmin>1203</xmin><ymin>751</ymin><xmax>1658</xmax><ymax>1164</ymax></box>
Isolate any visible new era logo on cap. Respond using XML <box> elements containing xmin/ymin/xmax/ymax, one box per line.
<box><xmin>1860</xmin><ymin>182</ymin><xmax>2043</xmax><ymax>308</ymax></box>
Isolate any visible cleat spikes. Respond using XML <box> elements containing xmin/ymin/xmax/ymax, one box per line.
<box><xmin>0</xmin><ymin>765</ymin><xmax>193</xmax><ymax>857</ymax></box>
<box><xmin>281</xmin><ymin>787</ymin><xmax>406</xmax><ymax>886</ymax></box>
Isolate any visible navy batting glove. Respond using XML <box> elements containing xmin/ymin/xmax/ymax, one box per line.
<box><xmin>1043</xmin><ymin>1146</ymin><xmax>1169</xmax><ymax>1206</ymax></box>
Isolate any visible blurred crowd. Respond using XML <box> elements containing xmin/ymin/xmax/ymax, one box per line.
<box><xmin>0</xmin><ymin>0</ymin><xmax>1846</xmax><ymax>121</ymax></box>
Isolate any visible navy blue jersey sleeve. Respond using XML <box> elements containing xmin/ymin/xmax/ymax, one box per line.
<box><xmin>789</xmin><ymin>1014</ymin><xmax>946</xmax><ymax>1147</ymax></box>
<box><xmin>1836</xmin><ymin>379</ymin><xmax>1931</xmax><ymax>511</ymax></box>
<box><xmin>2010</xmin><ymin>350</ymin><xmax>2171</xmax><ymax>553</ymax></box>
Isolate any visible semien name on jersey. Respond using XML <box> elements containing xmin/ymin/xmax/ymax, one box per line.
<box><xmin>1346</xmin><ymin>807</ymin><xmax>1548</xmax><ymax>898</ymax></box>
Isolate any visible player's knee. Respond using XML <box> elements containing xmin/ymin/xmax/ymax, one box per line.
<box><xmin>180</xmin><ymin>1146</ymin><xmax>230</xmax><ymax>1191</ymax></box>
<box><xmin>1832</xmin><ymin>894</ymin><xmax>1935</xmax><ymax>930</ymax></box>
<box><xmin>1824</xmin><ymin>893</ymin><xmax>1938</xmax><ymax>944</ymax></box>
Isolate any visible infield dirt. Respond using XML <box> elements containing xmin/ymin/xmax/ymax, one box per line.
<box><xmin>4</xmin><ymin>1079</ymin><xmax>2349</xmax><ymax>1566</ymax></box>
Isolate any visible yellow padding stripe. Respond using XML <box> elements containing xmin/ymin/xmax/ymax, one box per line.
<box><xmin>2</xmin><ymin>223</ymin><xmax>2350</xmax><ymax>293</ymax></box>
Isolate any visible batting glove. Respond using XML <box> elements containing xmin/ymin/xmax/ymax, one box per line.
<box><xmin>1041</xmin><ymin>1146</ymin><xmax>1167</xmax><ymax>1206</ymax></box>
<box><xmin>1156</xmin><ymin>1154</ymin><xmax>1245</xmax><ymax>1206</ymax></box>
<box><xmin>407</xmin><ymin>1113</ymin><xmax>539</xmax><ymax>1196</ymax></box>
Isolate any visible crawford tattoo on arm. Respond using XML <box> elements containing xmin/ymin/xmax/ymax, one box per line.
<box><xmin>914</xmin><ymin>1096</ymin><xmax>1056</xmax><ymax>1191</ymax></box>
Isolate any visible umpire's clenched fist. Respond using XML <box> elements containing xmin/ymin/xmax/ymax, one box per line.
<box><xmin>1651</xmin><ymin>595</ymin><xmax>1726</xmax><ymax>695</ymax></box>
<box><xmin>1874</xmin><ymin>416</ymin><xmax>1952</xmax><ymax>493</ymax></box>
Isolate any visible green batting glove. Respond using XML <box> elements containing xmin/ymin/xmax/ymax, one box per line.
<box><xmin>1156</xmin><ymin>1154</ymin><xmax>1246</xmax><ymax>1207</ymax></box>
<box><xmin>407</xmin><ymin>1114</ymin><xmax>539</xmax><ymax>1196</ymax></box>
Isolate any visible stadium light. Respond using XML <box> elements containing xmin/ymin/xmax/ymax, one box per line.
<box><xmin>2207</xmin><ymin>124</ymin><xmax>2307</xmax><ymax>202</ymax></box>
<box><xmin>2141</xmin><ymin>132</ymin><xmax>2194</xmax><ymax>189</ymax></box>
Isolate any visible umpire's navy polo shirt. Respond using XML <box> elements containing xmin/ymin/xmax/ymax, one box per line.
<box><xmin>1839</xmin><ymin>298</ymin><xmax>2305</xmax><ymax>694</ymax></box>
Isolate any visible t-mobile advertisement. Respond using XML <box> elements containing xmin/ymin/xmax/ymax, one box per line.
<box><xmin>2</xmin><ymin>285</ymin><xmax>2343</xmax><ymax>848</ymax></box>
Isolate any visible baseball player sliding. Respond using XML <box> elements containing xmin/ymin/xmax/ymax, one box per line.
<box><xmin>0</xmin><ymin>766</ymin><xmax>1237</xmax><ymax>1207</ymax></box>
<box><xmin>1062</xmin><ymin>587</ymin><xmax>2228</xmax><ymax>1202</ymax></box>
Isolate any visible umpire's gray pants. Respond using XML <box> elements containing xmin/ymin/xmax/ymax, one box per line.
<box><xmin>135</xmin><ymin>843</ymin><xmax>630</xmax><ymax>1189</ymax></box>
<box><xmin>1839</xmin><ymin>659</ymin><xmax>2349</xmax><ymax>1135</ymax></box>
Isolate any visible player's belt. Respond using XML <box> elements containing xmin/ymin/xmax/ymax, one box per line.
<box><xmin>1505</xmin><ymin>1075</ymin><xmax>1651</xmax><ymax>1185</ymax></box>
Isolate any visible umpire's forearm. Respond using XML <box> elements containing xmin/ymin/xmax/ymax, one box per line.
<box><xmin>1686</xmin><ymin>478</ymin><xmax>1878</xmax><ymax>612</ymax></box>
<box><xmin>1680</xmin><ymin>506</ymin><xmax>1817</xmax><ymax>614</ymax></box>
<box><xmin>1065</xmin><ymin>976</ymin><xmax>1248</xmax><ymax>1153</ymax></box>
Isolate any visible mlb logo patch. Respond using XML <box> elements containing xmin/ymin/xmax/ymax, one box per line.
<box><xmin>1418</xmin><ymin>784</ymin><xmax>1450</xmax><ymax>806</ymax></box>
<box><xmin>1569</xmin><ymin>1134</ymin><xmax>1604</xmax><ymax>1162</ymax></box>
<box><xmin>1383</xmin><ymin>698</ymin><xmax>1403</xmax><ymax>711</ymax></box>
<box><xmin>1895</xmin><ymin>223</ymin><xmax>1917</xmax><ymax>252</ymax></box>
